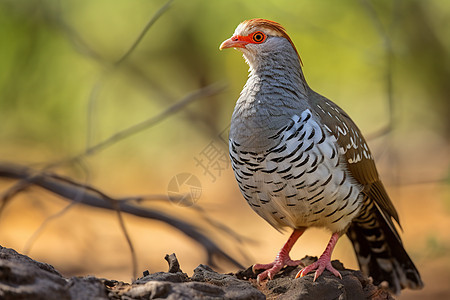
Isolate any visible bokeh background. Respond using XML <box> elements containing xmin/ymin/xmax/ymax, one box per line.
<box><xmin>1</xmin><ymin>0</ymin><xmax>449</xmax><ymax>299</ymax></box>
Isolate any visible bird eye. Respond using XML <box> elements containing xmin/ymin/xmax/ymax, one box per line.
<box><xmin>252</xmin><ymin>31</ymin><xmax>266</xmax><ymax>43</ymax></box>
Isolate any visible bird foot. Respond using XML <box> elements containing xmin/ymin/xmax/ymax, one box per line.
<box><xmin>253</xmin><ymin>256</ymin><xmax>303</xmax><ymax>284</ymax></box>
<box><xmin>295</xmin><ymin>256</ymin><xmax>342</xmax><ymax>281</ymax></box>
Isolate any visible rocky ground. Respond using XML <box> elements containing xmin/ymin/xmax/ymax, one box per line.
<box><xmin>0</xmin><ymin>245</ymin><xmax>393</xmax><ymax>299</ymax></box>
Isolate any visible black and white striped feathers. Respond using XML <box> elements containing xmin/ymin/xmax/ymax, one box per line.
<box><xmin>230</xmin><ymin>109</ymin><xmax>363</xmax><ymax>233</ymax></box>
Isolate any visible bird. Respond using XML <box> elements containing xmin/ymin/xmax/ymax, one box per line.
<box><xmin>219</xmin><ymin>18</ymin><xmax>423</xmax><ymax>294</ymax></box>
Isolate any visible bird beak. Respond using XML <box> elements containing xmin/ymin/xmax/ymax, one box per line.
<box><xmin>219</xmin><ymin>36</ymin><xmax>247</xmax><ymax>50</ymax></box>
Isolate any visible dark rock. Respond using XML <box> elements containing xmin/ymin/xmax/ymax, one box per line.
<box><xmin>165</xmin><ymin>253</ymin><xmax>182</xmax><ymax>273</ymax></box>
<box><xmin>133</xmin><ymin>271</ymin><xmax>189</xmax><ymax>284</ymax></box>
<box><xmin>120</xmin><ymin>258</ymin><xmax>265</xmax><ymax>299</ymax></box>
<box><xmin>0</xmin><ymin>245</ymin><xmax>108</xmax><ymax>300</ymax></box>
<box><xmin>0</xmin><ymin>245</ymin><xmax>70</xmax><ymax>300</ymax></box>
<box><xmin>192</xmin><ymin>264</ymin><xmax>265</xmax><ymax>299</ymax></box>
<box><xmin>258</xmin><ymin>256</ymin><xmax>393</xmax><ymax>300</ymax></box>
<box><xmin>67</xmin><ymin>276</ymin><xmax>109</xmax><ymax>300</ymax></box>
<box><xmin>0</xmin><ymin>245</ymin><xmax>62</xmax><ymax>278</ymax></box>
<box><xmin>0</xmin><ymin>245</ymin><xmax>393</xmax><ymax>300</ymax></box>
<box><xmin>133</xmin><ymin>252</ymin><xmax>189</xmax><ymax>284</ymax></box>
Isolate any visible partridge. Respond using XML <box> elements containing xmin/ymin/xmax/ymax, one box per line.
<box><xmin>220</xmin><ymin>19</ymin><xmax>423</xmax><ymax>294</ymax></box>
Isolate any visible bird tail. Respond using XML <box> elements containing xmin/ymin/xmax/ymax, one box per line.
<box><xmin>346</xmin><ymin>198</ymin><xmax>423</xmax><ymax>294</ymax></box>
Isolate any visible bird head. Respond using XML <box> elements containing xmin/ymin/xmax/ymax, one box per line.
<box><xmin>219</xmin><ymin>18</ymin><xmax>303</xmax><ymax>68</ymax></box>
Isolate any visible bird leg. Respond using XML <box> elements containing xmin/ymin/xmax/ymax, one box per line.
<box><xmin>253</xmin><ymin>228</ymin><xmax>305</xmax><ymax>283</ymax></box>
<box><xmin>295</xmin><ymin>232</ymin><xmax>342</xmax><ymax>281</ymax></box>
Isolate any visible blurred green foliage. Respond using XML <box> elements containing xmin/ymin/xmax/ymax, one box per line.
<box><xmin>0</xmin><ymin>0</ymin><xmax>449</xmax><ymax>175</ymax></box>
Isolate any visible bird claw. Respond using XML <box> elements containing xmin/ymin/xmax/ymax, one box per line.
<box><xmin>254</xmin><ymin>257</ymin><xmax>303</xmax><ymax>284</ymax></box>
<box><xmin>295</xmin><ymin>258</ymin><xmax>342</xmax><ymax>281</ymax></box>
<box><xmin>253</xmin><ymin>264</ymin><xmax>274</xmax><ymax>285</ymax></box>
<box><xmin>256</xmin><ymin>269</ymin><xmax>271</xmax><ymax>285</ymax></box>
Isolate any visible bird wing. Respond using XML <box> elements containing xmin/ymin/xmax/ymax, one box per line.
<box><xmin>308</xmin><ymin>90</ymin><xmax>401</xmax><ymax>229</ymax></box>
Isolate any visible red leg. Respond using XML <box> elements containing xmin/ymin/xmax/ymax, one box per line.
<box><xmin>253</xmin><ymin>228</ymin><xmax>305</xmax><ymax>283</ymax></box>
<box><xmin>295</xmin><ymin>232</ymin><xmax>342</xmax><ymax>281</ymax></box>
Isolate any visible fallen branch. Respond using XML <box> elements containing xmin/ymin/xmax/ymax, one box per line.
<box><xmin>0</xmin><ymin>163</ymin><xmax>243</xmax><ymax>270</ymax></box>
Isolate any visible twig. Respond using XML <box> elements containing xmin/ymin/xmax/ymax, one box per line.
<box><xmin>0</xmin><ymin>180</ymin><xmax>32</xmax><ymax>218</ymax></box>
<box><xmin>360</xmin><ymin>0</ymin><xmax>401</xmax><ymax>185</ymax></box>
<box><xmin>85</xmin><ymin>0</ymin><xmax>174</xmax><ymax>147</ymax></box>
<box><xmin>23</xmin><ymin>201</ymin><xmax>77</xmax><ymax>255</ymax></box>
<box><xmin>191</xmin><ymin>205</ymin><xmax>256</xmax><ymax>245</ymax></box>
<box><xmin>365</xmin><ymin>124</ymin><xmax>392</xmax><ymax>142</ymax></box>
<box><xmin>86</xmin><ymin>76</ymin><xmax>105</xmax><ymax>149</ymax></box>
<box><xmin>115</xmin><ymin>0</ymin><xmax>174</xmax><ymax>66</ymax></box>
<box><xmin>115</xmin><ymin>208</ymin><xmax>138</xmax><ymax>280</ymax></box>
<box><xmin>360</xmin><ymin>0</ymin><xmax>396</xmax><ymax>141</ymax></box>
<box><xmin>22</xmin><ymin>160</ymin><xmax>92</xmax><ymax>254</ymax></box>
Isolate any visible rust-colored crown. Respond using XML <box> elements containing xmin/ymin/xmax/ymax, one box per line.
<box><xmin>239</xmin><ymin>19</ymin><xmax>303</xmax><ymax>66</ymax></box>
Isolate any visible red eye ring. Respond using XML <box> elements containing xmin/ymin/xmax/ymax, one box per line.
<box><xmin>252</xmin><ymin>31</ymin><xmax>266</xmax><ymax>43</ymax></box>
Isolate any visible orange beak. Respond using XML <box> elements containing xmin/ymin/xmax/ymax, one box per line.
<box><xmin>219</xmin><ymin>36</ymin><xmax>248</xmax><ymax>50</ymax></box>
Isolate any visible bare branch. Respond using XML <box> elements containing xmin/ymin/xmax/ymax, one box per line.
<box><xmin>115</xmin><ymin>0</ymin><xmax>175</xmax><ymax>66</ymax></box>
<box><xmin>41</xmin><ymin>82</ymin><xmax>225</xmax><ymax>173</ymax></box>
<box><xmin>0</xmin><ymin>163</ymin><xmax>244</xmax><ymax>269</ymax></box>
<box><xmin>83</xmin><ymin>83</ymin><xmax>226</xmax><ymax>158</ymax></box>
